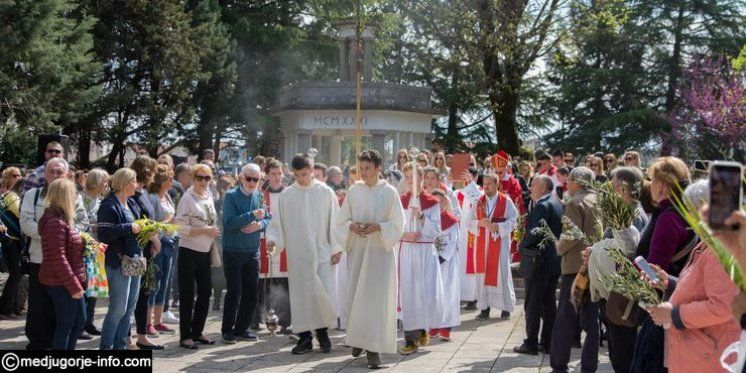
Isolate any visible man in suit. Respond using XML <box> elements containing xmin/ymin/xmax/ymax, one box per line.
<box><xmin>514</xmin><ymin>175</ymin><xmax>563</xmax><ymax>355</ymax></box>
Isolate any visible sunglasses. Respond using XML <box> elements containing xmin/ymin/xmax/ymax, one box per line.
<box><xmin>625</xmin><ymin>157</ymin><xmax>635</xmax><ymax>161</ymax></box>
<box><xmin>195</xmin><ymin>174</ymin><xmax>212</xmax><ymax>182</ymax></box>
<box><xmin>244</xmin><ymin>176</ymin><xmax>260</xmax><ymax>183</ymax></box>
<box><xmin>564</xmin><ymin>159</ymin><xmax>573</xmax><ymax>163</ymax></box>
<box><xmin>46</xmin><ymin>149</ymin><xmax>62</xmax><ymax>154</ymax></box>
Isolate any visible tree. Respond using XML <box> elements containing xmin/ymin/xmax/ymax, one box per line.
<box><xmin>668</xmin><ymin>56</ymin><xmax>745</xmax><ymax>162</ymax></box>
<box><xmin>473</xmin><ymin>0</ymin><xmax>564</xmax><ymax>155</ymax></box>
<box><xmin>0</xmin><ymin>0</ymin><xmax>98</xmax><ymax>165</ymax></box>
<box><xmin>88</xmin><ymin>0</ymin><xmax>214</xmax><ymax>170</ymax></box>
<box><xmin>545</xmin><ymin>0</ymin><xmax>665</xmax><ymax>154</ymax></box>
<box><xmin>630</xmin><ymin>0</ymin><xmax>745</xmax><ymax>154</ymax></box>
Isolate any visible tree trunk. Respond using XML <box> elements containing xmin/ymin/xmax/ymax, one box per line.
<box><xmin>77</xmin><ymin>124</ymin><xmax>91</xmax><ymax>169</ymax></box>
<box><xmin>490</xmin><ymin>83</ymin><xmax>522</xmax><ymax>155</ymax></box>
<box><xmin>661</xmin><ymin>4</ymin><xmax>685</xmax><ymax>156</ymax></box>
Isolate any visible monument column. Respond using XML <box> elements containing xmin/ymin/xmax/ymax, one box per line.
<box><xmin>370</xmin><ymin>130</ymin><xmax>387</xmax><ymax>163</ymax></box>
<box><xmin>296</xmin><ymin>129</ymin><xmax>312</xmax><ymax>156</ymax></box>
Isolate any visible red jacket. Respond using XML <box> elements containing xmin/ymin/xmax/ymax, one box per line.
<box><xmin>38</xmin><ymin>208</ymin><xmax>86</xmax><ymax>296</ymax></box>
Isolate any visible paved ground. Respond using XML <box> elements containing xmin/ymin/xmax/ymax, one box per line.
<box><xmin>0</xmin><ymin>296</ymin><xmax>612</xmax><ymax>372</ymax></box>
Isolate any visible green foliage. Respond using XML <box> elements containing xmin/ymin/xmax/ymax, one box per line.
<box><xmin>0</xmin><ymin>0</ymin><xmax>99</xmax><ymax>164</ymax></box>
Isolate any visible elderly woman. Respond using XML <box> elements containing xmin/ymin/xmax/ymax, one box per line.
<box><xmin>97</xmin><ymin>168</ymin><xmax>142</xmax><ymax>350</ymax></box>
<box><xmin>81</xmin><ymin>168</ymin><xmax>109</xmax><ymax>336</ymax></box>
<box><xmin>645</xmin><ymin>179</ymin><xmax>741</xmax><ymax>372</ymax></box>
<box><xmin>39</xmin><ymin>179</ymin><xmax>86</xmax><ymax>350</ymax></box>
<box><xmin>175</xmin><ymin>164</ymin><xmax>221</xmax><ymax>349</ymax></box>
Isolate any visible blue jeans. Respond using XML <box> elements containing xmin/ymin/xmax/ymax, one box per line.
<box><xmin>148</xmin><ymin>252</ymin><xmax>173</xmax><ymax>307</ymax></box>
<box><xmin>46</xmin><ymin>286</ymin><xmax>86</xmax><ymax>350</ymax></box>
<box><xmin>100</xmin><ymin>266</ymin><xmax>140</xmax><ymax>350</ymax></box>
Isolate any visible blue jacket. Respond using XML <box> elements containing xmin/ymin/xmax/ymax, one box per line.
<box><xmin>221</xmin><ymin>187</ymin><xmax>271</xmax><ymax>253</ymax></box>
<box><xmin>97</xmin><ymin>193</ymin><xmax>140</xmax><ymax>269</ymax></box>
<box><xmin>519</xmin><ymin>194</ymin><xmax>563</xmax><ymax>277</ymax></box>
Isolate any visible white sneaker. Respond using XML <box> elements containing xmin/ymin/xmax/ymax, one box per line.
<box><xmin>163</xmin><ymin>310</ymin><xmax>180</xmax><ymax>324</ymax></box>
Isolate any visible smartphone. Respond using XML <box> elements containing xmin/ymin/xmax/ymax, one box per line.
<box><xmin>634</xmin><ymin>256</ymin><xmax>659</xmax><ymax>283</ymax></box>
<box><xmin>709</xmin><ymin>161</ymin><xmax>744</xmax><ymax>231</ymax></box>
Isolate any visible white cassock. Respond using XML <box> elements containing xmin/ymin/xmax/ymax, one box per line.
<box><xmin>456</xmin><ymin>181</ymin><xmax>483</xmax><ymax>301</ymax></box>
<box><xmin>398</xmin><ymin>192</ymin><xmax>445</xmax><ymax>331</ymax></box>
<box><xmin>330</xmin><ymin>252</ymin><xmax>348</xmax><ymax>329</ymax></box>
<box><xmin>444</xmin><ymin>186</ymin><xmax>462</xmax><ymax>219</ymax></box>
<box><xmin>335</xmin><ymin>180</ymin><xmax>405</xmax><ymax>354</ymax></box>
<box><xmin>436</xmin><ymin>213</ymin><xmax>461</xmax><ymax>329</ymax></box>
<box><xmin>468</xmin><ymin>192</ymin><xmax>518</xmax><ymax>312</ymax></box>
<box><xmin>266</xmin><ymin>179</ymin><xmax>341</xmax><ymax>333</ymax></box>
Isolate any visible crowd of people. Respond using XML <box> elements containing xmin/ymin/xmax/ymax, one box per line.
<box><xmin>1</xmin><ymin>141</ymin><xmax>745</xmax><ymax>372</ymax></box>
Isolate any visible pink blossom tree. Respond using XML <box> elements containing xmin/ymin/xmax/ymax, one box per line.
<box><xmin>667</xmin><ymin>55</ymin><xmax>745</xmax><ymax>161</ymax></box>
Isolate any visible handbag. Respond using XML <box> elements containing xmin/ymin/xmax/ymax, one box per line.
<box><xmin>210</xmin><ymin>242</ymin><xmax>222</xmax><ymax>268</ymax></box>
<box><xmin>519</xmin><ymin>248</ymin><xmax>543</xmax><ymax>279</ymax></box>
<box><xmin>605</xmin><ymin>291</ymin><xmax>643</xmax><ymax>327</ymax></box>
<box><xmin>121</xmin><ymin>254</ymin><xmax>147</xmax><ymax>277</ymax></box>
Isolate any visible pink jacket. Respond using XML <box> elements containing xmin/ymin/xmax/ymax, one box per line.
<box><xmin>666</xmin><ymin>244</ymin><xmax>741</xmax><ymax>372</ymax></box>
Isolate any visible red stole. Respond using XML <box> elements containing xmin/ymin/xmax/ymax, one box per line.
<box><xmin>474</xmin><ymin>193</ymin><xmax>507</xmax><ymax>286</ymax></box>
<box><xmin>260</xmin><ymin>190</ymin><xmax>287</xmax><ymax>275</ymax></box>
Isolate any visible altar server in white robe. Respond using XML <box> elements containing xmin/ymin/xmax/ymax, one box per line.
<box><xmin>266</xmin><ymin>154</ymin><xmax>342</xmax><ymax>355</ymax></box>
<box><xmin>397</xmin><ymin>162</ymin><xmax>445</xmax><ymax>355</ymax></box>
<box><xmin>455</xmin><ymin>167</ymin><xmax>482</xmax><ymax>308</ymax></box>
<box><xmin>335</xmin><ymin>150</ymin><xmax>405</xmax><ymax>369</ymax></box>
<box><xmin>429</xmin><ymin>189</ymin><xmax>461</xmax><ymax>342</ymax></box>
<box><xmin>468</xmin><ymin>173</ymin><xmax>518</xmax><ymax>320</ymax></box>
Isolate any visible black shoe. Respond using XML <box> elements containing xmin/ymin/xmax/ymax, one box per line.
<box><xmin>222</xmin><ymin>332</ymin><xmax>237</xmax><ymax>345</ymax></box>
<box><xmin>352</xmin><ymin>347</ymin><xmax>364</xmax><ymax>357</ymax></box>
<box><xmin>78</xmin><ymin>332</ymin><xmax>93</xmax><ymax>340</ymax></box>
<box><xmin>367</xmin><ymin>352</ymin><xmax>381</xmax><ymax>369</ymax></box>
<box><xmin>291</xmin><ymin>338</ymin><xmax>313</xmax><ymax>354</ymax></box>
<box><xmin>513</xmin><ymin>344</ymin><xmax>538</xmax><ymax>355</ymax></box>
<box><xmin>235</xmin><ymin>331</ymin><xmax>258</xmax><ymax>341</ymax></box>
<box><xmin>464</xmin><ymin>301</ymin><xmax>477</xmax><ymax>311</ymax></box>
<box><xmin>475</xmin><ymin>310</ymin><xmax>490</xmax><ymax>320</ymax></box>
<box><xmin>84</xmin><ymin>325</ymin><xmax>102</xmax><ymax>336</ymax></box>
<box><xmin>136</xmin><ymin>342</ymin><xmax>164</xmax><ymax>350</ymax></box>
<box><xmin>539</xmin><ymin>345</ymin><xmax>550</xmax><ymax>354</ymax></box>
<box><xmin>316</xmin><ymin>329</ymin><xmax>332</xmax><ymax>353</ymax></box>
<box><xmin>500</xmin><ymin>311</ymin><xmax>510</xmax><ymax>319</ymax></box>
<box><xmin>194</xmin><ymin>336</ymin><xmax>216</xmax><ymax>345</ymax></box>
<box><xmin>180</xmin><ymin>340</ymin><xmax>198</xmax><ymax>350</ymax></box>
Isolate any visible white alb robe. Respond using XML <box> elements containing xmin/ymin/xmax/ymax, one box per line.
<box><xmin>335</xmin><ymin>180</ymin><xmax>405</xmax><ymax>354</ymax></box>
<box><xmin>457</xmin><ymin>182</ymin><xmax>482</xmax><ymax>301</ymax></box>
<box><xmin>266</xmin><ymin>179</ymin><xmax>342</xmax><ymax>333</ymax></box>
<box><xmin>437</xmin><ymin>220</ymin><xmax>461</xmax><ymax>329</ymax></box>
<box><xmin>399</xmin><ymin>195</ymin><xmax>445</xmax><ymax>331</ymax></box>
<box><xmin>468</xmin><ymin>193</ymin><xmax>518</xmax><ymax>312</ymax></box>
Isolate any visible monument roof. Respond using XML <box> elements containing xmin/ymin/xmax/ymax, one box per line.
<box><xmin>271</xmin><ymin>81</ymin><xmax>446</xmax><ymax>116</ymax></box>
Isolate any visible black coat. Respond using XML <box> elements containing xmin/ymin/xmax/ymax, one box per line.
<box><xmin>519</xmin><ymin>194</ymin><xmax>563</xmax><ymax>277</ymax></box>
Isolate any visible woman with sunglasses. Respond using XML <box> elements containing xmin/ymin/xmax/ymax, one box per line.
<box><xmin>174</xmin><ymin>164</ymin><xmax>221</xmax><ymax>349</ymax></box>
<box><xmin>586</xmin><ymin>155</ymin><xmax>608</xmax><ymax>183</ymax></box>
<box><xmin>603</xmin><ymin>154</ymin><xmax>618</xmax><ymax>176</ymax></box>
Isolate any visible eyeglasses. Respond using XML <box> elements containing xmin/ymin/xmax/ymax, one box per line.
<box><xmin>195</xmin><ymin>174</ymin><xmax>212</xmax><ymax>182</ymax></box>
<box><xmin>244</xmin><ymin>176</ymin><xmax>260</xmax><ymax>183</ymax></box>
<box><xmin>46</xmin><ymin>149</ymin><xmax>62</xmax><ymax>155</ymax></box>
<box><xmin>624</xmin><ymin>157</ymin><xmax>635</xmax><ymax>161</ymax></box>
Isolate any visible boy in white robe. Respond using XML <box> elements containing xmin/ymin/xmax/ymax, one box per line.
<box><xmin>335</xmin><ymin>150</ymin><xmax>405</xmax><ymax>369</ymax></box>
<box><xmin>455</xmin><ymin>167</ymin><xmax>482</xmax><ymax>309</ymax></box>
<box><xmin>398</xmin><ymin>162</ymin><xmax>445</xmax><ymax>355</ymax></box>
<box><xmin>429</xmin><ymin>189</ymin><xmax>461</xmax><ymax>341</ymax></box>
<box><xmin>266</xmin><ymin>154</ymin><xmax>342</xmax><ymax>354</ymax></box>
